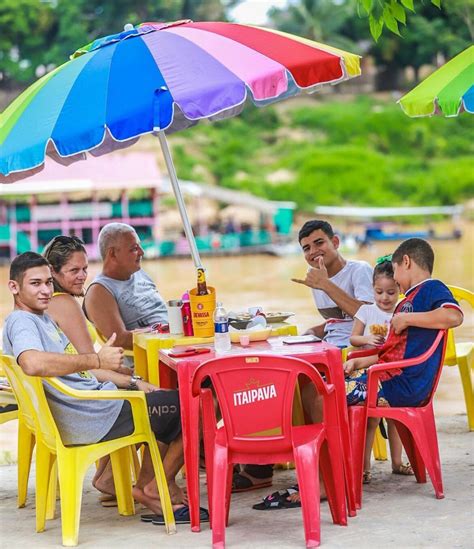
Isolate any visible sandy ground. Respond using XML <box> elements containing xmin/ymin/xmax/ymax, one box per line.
<box><xmin>0</xmin><ymin>411</ymin><xmax>473</xmax><ymax>548</ymax></box>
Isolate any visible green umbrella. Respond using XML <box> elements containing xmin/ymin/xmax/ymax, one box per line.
<box><xmin>398</xmin><ymin>45</ymin><xmax>473</xmax><ymax>118</ymax></box>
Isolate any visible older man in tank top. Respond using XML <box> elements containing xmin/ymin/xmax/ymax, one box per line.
<box><xmin>84</xmin><ymin>223</ymin><xmax>168</xmax><ymax>350</ymax></box>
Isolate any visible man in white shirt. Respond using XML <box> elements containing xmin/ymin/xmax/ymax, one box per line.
<box><xmin>237</xmin><ymin>220</ymin><xmax>374</xmax><ymax>494</ymax></box>
<box><xmin>292</xmin><ymin>219</ymin><xmax>374</xmax><ymax>347</ymax></box>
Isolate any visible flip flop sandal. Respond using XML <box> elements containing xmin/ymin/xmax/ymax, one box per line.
<box><xmin>252</xmin><ymin>485</ymin><xmax>301</xmax><ymax>510</ymax></box>
<box><xmin>363</xmin><ymin>471</ymin><xmax>372</xmax><ymax>484</ymax></box>
<box><xmin>141</xmin><ymin>514</ymin><xmax>158</xmax><ymax>523</ymax></box>
<box><xmin>232</xmin><ymin>472</ymin><xmax>273</xmax><ymax>493</ymax></box>
<box><xmin>151</xmin><ymin>505</ymin><xmax>209</xmax><ymax>525</ymax></box>
<box><xmin>98</xmin><ymin>494</ymin><xmax>118</xmax><ymax>507</ymax></box>
<box><xmin>392</xmin><ymin>463</ymin><xmax>414</xmax><ymax>476</ymax></box>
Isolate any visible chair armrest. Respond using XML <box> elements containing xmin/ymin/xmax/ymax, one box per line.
<box><xmin>365</xmin><ymin>330</ymin><xmax>446</xmax><ymax>407</ymax></box>
<box><xmin>43</xmin><ymin>377</ymin><xmax>146</xmax><ymax>402</ymax></box>
<box><xmin>347</xmin><ymin>347</ymin><xmax>380</xmax><ymax>360</ymax></box>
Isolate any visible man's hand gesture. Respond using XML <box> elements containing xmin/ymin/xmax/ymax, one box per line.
<box><xmin>97</xmin><ymin>333</ymin><xmax>125</xmax><ymax>371</ymax></box>
<box><xmin>292</xmin><ymin>257</ymin><xmax>329</xmax><ymax>289</ymax></box>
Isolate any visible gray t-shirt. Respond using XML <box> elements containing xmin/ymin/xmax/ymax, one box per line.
<box><xmin>87</xmin><ymin>269</ymin><xmax>168</xmax><ymax>329</ymax></box>
<box><xmin>2</xmin><ymin>310</ymin><xmax>123</xmax><ymax>446</ymax></box>
<box><xmin>311</xmin><ymin>260</ymin><xmax>374</xmax><ymax>347</ymax></box>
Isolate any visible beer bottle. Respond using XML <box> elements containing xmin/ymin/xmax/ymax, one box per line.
<box><xmin>197</xmin><ymin>268</ymin><xmax>209</xmax><ymax>295</ymax></box>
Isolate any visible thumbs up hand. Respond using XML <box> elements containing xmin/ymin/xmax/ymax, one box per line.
<box><xmin>97</xmin><ymin>333</ymin><xmax>125</xmax><ymax>371</ymax></box>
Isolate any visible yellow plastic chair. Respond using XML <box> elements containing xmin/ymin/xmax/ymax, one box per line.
<box><xmin>0</xmin><ymin>354</ymin><xmax>176</xmax><ymax>546</ymax></box>
<box><xmin>445</xmin><ymin>286</ymin><xmax>474</xmax><ymax>431</ymax></box>
<box><xmin>0</xmin><ymin>362</ymin><xmax>36</xmax><ymax>507</ymax></box>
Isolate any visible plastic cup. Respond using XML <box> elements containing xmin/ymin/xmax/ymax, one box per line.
<box><xmin>239</xmin><ymin>334</ymin><xmax>250</xmax><ymax>347</ymax></box>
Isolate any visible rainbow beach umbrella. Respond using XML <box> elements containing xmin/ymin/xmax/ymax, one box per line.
<box><xmin>398</xmin><ymin>45</ymin><xmax>474</xmax><ymax>118</ymax></box>
<box><xmin>0</xmin><ymin>20</ymin><xmax>361</xmax><ymax>268</ymax></box>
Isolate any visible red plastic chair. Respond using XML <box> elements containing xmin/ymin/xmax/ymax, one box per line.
<box><xmin>191</xmin><ymin>354</ymin><xmax>348</xmax><ymax>549</ymax></box>
<box><xmin>347</xmin><ymin>330</ymin><xmax>448</xmax><ymax>508</ymax></box>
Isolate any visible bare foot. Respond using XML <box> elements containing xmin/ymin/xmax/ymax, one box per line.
<box><xmin>168</xmin><ymin>481</ymin><xmax>188</xmax><ymax>505</ymax></box>
<box><xmin>236</xmin><ymin>470</ymin><xmax>273</xmax><ymax>487</ymax></box>
<box><xmin>143</xmin><ymin>478</ymin><xmax>188</xmax><ymax>505</ymax></box>
<box><xmin>92</xmin><ymin>459</ymin><xmax>115</xmax><ymax>496</ymax></box>
<box><xmin>132</xmin><ymin>485</ymin><xmax>184</xmax><ymax>516</ymax></box>
<box><xmin>287</xmin><ymin>483</ymin><xmax>327</xmax><ymax>503</ymax></box>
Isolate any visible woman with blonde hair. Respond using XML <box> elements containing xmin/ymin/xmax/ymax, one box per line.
<box><xmin>42</xmin><ymin>235</ymin><xmax>189</xmax><ymax>519</ymax></box>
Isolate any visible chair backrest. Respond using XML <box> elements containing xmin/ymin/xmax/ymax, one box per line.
<box><xmin>191</xmin><ymin>354</ymin><xmax>332</xmax><ymax>454</ymax></box>
<box><xmin>445</xmin><ymin>286</ymin><xmax>473</xmax><ymax>364</ymax></box>
<box><xmin>0</xmin><ymin>355</ymin><xmax>58</xmax><ymax>450</ymax></box>
<box><xmin>424</xmin><ymin>330</ymin><xmax>449</xmax><ymax>400</ymax></box>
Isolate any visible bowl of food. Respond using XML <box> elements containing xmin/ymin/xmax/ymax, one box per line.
<box><xmin>229</xmin><ymin>327</ymin><xmax>272</xmax><ymax>343</ymax></box>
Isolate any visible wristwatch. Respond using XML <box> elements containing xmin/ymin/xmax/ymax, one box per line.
<box><xmin>127</xmin><ymin>374</ymin><xmax>143</xmax><ymax>391</ymax></box>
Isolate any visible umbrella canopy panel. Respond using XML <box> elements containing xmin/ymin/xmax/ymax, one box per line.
<box><xmin>398</xmin><ymin>45</ymin><xmax>474</xmax><ymax>118</ymax></box>
<box><xmin>0</xmin><ymin>20</ymin><xmax>360</xmax><ymax>180</ymax></box>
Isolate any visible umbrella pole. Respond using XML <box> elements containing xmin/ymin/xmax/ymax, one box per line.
<box><xmin>157</xmin><ymin>131</ymin><xmax>203</xmax><ymax>270</ymax></box>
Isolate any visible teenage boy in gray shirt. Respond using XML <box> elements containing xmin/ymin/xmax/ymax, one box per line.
<box><xmin>3</xmin><ymin>252</ymin><xmax>192</xmax><ymax>520</ymax></box>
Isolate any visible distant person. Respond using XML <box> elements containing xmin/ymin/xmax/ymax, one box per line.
<box><xmin>83</xmin><ymin>223</ymin><xmax>168</xmax><ymax>351</ymax></box>
<box><xmin>224</xmin><ymin>217</ymin><xmax>236</xmax><ymax>234</ymax></box>
<box><xmin>349</xmin><ymin>258</ymin><xmax>413</xmax><ymax>483</ymax></box>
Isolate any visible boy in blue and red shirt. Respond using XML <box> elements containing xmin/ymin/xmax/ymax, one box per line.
<box><xmin>344</xmin><ymin>238</ymin><xmax>463</xmax><ymax>406</ymax></box>
<box><xmin>253</xmin><ymin>238</ymin><xmax>463</xmax><ymax>511</ymax></box>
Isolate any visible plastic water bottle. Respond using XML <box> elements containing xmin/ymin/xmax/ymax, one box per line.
<box><xmin>213</xmin><ymin>302</ymin><xmax>231</xmax><ymax>353</ymax></box>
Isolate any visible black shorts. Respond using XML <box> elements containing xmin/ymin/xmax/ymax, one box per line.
<box><xmin>100</xmin><ymin>390</ymin><xmax>181</xmax><ymax>445</ymax></box>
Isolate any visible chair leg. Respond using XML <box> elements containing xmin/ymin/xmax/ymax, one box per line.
<box><xmin>130</xmin><ymin>444</ymin><xmax>141</xmax><ymax>484</ymax></box>
<box><xmin>57</xmin><ymin>451</ymin><xmax>89</xmax><ymax>547</ymax></box>
<box><xmin>394</xmin><ymin>410</ymin><xmax>444</xmax><ymax>499</ymax></box>
<box><xmin>373</xmin><ymin>426</ymin><xmax>388</xmax><ymax>461</ymax></box>
<box><xmin>457</xmin><ymin>356</ymin><xmax>474</xmax><ymax>431</ymax></box>
<box><xmin>294</xmin><ymin>441</ymin><xmax>321</xmax><ymax>548</ymax></box>
<box><xmin>148</xmin><ymin>440</ymin><xmax>176</xmax><ymax>534</ymax></box>
<box><xmin>35</xmin><ymin>442</ymin><xmax>56</xmax><ymax>533</ymax></box>
<box><xmin>201</xmin><ymin>389</ymin><xmax>217</xmax><ymax>523</ymax></box>
<box><xmin>46</xmin><ymin>458</ymin><xmax>58</xmax><ymax>520</ymax></box>
<box><xmin>17</xmin><ymin>423</ymin><xmax>34</xmax><ymax>508</ymax></box>
<box><xmin>348</xmin><ymin>407</ymin><xmax>367</xmax><ymax>510</ymax></box>
<box><xmin>211</xmin><ymin>443</ymin><xmax>229</xmax><ymax>549</ymax></box>
<box><xmin>321</xmin><ymin>437</ymin><xmax>347</xmax><ymax>526</ymax></box>
<box><xmin>394</xmin><ymin>421</ymin><xmax>426</xmax><ymax>484</ymax></box>
<box><xmin>110</xmin><ymin>447</ymin><xmax>135</xmax><ymax>516</ymax></box>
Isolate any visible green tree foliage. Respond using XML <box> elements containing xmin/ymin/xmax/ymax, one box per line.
<box><xmin>170</xmin><ymin>96</ymin><xmax>474</xmax><ymax>212</ymax></box>
<box><xmin>268</xmin><ymin>0</ymin><xmax>357</xmax><ymax>51</ymax></box>
<box><xmin>357</xmin><ymin>0</ymin><xmax>442</xmax><ymax>40</ymax></box>
<box><xmin>0</xmin><ymin>0</ymin><xmax>55</xmax><ymax>86</ymax></box>
<box><xmin>0</xmin><ymin>0</ymin><xmax>239</xmax><ymax>87</ymax></box>
<box><xmin>368</xmin><ymin>3</ymin><xmax>471</xmax><ymax>89</ymax></box>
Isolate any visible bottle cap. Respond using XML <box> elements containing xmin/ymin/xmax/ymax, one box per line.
<box><xmin>217</xmin><ymin>301</ymin><xmax>223</xmax><ymax>307</ymax></box>
<box><xmin>181</xmin><ymin>291</ymin><xmax>190</xmax><ymax>301</ymax></box>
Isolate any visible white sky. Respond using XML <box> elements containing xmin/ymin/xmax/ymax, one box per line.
<box><xmin>230</xmin><ymin>0</ymin><xmax>289</xmax><ymax>25</ymax></box>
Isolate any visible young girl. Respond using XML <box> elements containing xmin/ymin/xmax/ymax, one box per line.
<box><xmin>349</xmin><ymin>259</ymin><xmax>413</xmax><ymax>483</ymax></box>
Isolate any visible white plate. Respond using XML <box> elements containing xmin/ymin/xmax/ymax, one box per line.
<box><xmin>264</xmin><ymin>312</ymin><xmax>295</xmax><ymax>323</ymax></box>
